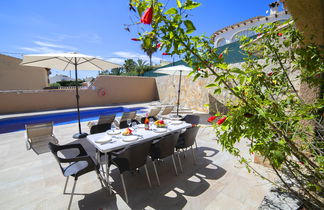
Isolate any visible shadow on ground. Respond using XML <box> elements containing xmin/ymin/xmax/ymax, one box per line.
<box><xmin>76</xmin><ymin>145</ymin><xmax>226</xmax><ymax>210</ymax></box>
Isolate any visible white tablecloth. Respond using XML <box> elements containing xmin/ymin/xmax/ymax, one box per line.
<box><xmin>86</xmin><ymin>121</ymin><xmax>191</xmax><ymax>153</ymax></box>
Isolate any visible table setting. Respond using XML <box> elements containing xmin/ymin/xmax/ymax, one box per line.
<box><xmin>87</xmin><ymin>120</ymin><xmax>191</xmax><ymax>153</ymax></box>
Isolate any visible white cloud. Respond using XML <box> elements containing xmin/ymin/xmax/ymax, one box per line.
<box><xmin>106</xmin><ymin>57</ymin><xmax>125</xmax><ymax>65</ymax></box>
<box><xmin>33</xmin><ymin>41</ymin><xmax>77</xmax><ymax>50</ymax></box>
<box><xmin>20</xmin><ymin>46</ymin><xmax>64</xmax><ymax>54</ymax></box>
<box><xmin>20</xmin><ymin>40</ymin><xmax>78</xmax><ymax>54</ymax></box>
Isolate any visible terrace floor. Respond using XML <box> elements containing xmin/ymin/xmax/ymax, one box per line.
<box><xmin>0</xmin><ymin>107</ymin><xmax>275</xmax><ymax>210</ymax></box>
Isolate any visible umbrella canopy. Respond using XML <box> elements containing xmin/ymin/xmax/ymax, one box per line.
<box><xmin>21</xmin><ymin>52</ymin><xmax>121</xmax><ymax>139</ymax></box>
<box><xmin>21</xmin><ymin>52</ymin><xmax>120</xmax><ymax>70</ymax></box>
<box><xmin>154</xmin><ymin>64</ymin><xmax>193</xmax><ymax>116</ymax></box>
<box><xmin>154</xmin><ymin>65</ymin><xmax>193</xmax><ymax>75</ymax></box>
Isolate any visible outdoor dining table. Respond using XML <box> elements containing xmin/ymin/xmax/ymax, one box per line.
<box><xmin>86</xmin><ymin>120</ymin><xmax>192</xmax><ymax>194</ymax></box>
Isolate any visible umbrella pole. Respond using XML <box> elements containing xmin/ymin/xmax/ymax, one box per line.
<box><xmin>176</xmin><ymin>70</ymin><xmax>182</xmax><ymax>117</ymax></box>
<box><xmin>73</xmin><ymin>58</ymin><xmax>87</xmax><ymax>139</ymax></box>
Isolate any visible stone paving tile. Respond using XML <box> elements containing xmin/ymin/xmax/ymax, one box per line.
<box><xmin>0</xmin><ymin>112</ymin><xmax>274</xmax><ymax>210</ymax></box>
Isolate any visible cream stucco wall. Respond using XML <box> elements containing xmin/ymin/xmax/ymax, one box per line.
<box><xmin>0</xmin><ymin>75</ymin><xmax>158</xmax><ymax>114</ymax></box>
<box><xmin>0</xmin><ymin>54</ymin><xmax>48</xmax><ymax>90</ymax></box>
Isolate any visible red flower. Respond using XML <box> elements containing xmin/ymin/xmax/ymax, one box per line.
<box><xmin>277</xmin><ymin>32</ymin><xmax>283</xmax><ymax>37</ymax></box>
<box><xmin>248</xmin><ymin>52</ymin><xmax>253</xmax><ymax>56</ymax></box>
<box><xmin>131</xmin><ymin>38</ymin><xmax>141</xmax><ymax>41</ymax></box>
<box><xmin>140</xmin><ymin>7</ymin><xmax>153</xmax><ymax>25</ymax></box>
<box><xmin>207</xmin><ymin>116</ymin><xmax>217</xmax><ymax>123</ymax></box>
<box><xmin>268</xmin><ymin>72</ymin><xmax>273</xmax><ymax>76</ymax></box>
<box><xmin>156</xmin><ymin>43</ymin><xmax>162</xmax><ymax>48</ymax></box>
<box><xmin>217</xmin><ymin>117</ymin><xmax>227</xmax><ymax>125</ymax></box>
<box><xmin>218</xmin><ymin>53</ymin><xmax>223</xmax><ymax>59</ymax></box>
<box><xmin>162</xmin><ymin>52</ymin><xmax>169</xmax><ymax>55</ymax></box>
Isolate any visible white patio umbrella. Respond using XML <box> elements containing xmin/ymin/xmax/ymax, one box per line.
<box><xmin>155</xmin><ymin>65</ymin><xmax>193</xmax><ymax>116</ymax></box>
<box><xmin>21</xmin><ymin>52</ymin><xmax>121</xmax><ymax>139</ymax></box>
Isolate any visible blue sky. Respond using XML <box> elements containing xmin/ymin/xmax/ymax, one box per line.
<box><xmin>0</xmin><ymin>0</ymin><xmax>282</xmax><ymax>78</ymax></box>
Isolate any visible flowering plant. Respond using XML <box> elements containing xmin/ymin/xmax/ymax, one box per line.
<box><xmin>129</xmin><ymin>1</ymin><xmax>324</xmax><ymax>208</ymax></box>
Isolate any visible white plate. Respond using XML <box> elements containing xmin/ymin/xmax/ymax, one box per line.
<box><xmin>171</xmin><ymin>120</ymin><xmax>183</xmax><ymax>125</ymax></box>
<box><xmin>153</xmin><ymin>128</ymin><xmax>168</xmax><ymax>133</ymax></box>
<box><xmin>122</xmin><ymin>135</ymin><xmax>139</xmax><ymax>142</ymax></box>
<box><xmin>107</xmin><ymin>130</ymin><xmax>121</xmax><ymax>135</ymax></box>
<box><xmin>95</xmin><ymin>136</ymin><xmax>112</xmax><ymax>144</ymax></box>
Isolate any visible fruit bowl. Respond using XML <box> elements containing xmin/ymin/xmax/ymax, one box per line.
<box><xmin>156</xmin><ymin>124</ymin><xmax>167</xmax><ymax>128</ymax></box>
<box><xmin>154</xmin><ymin>120</ymin><xmax>167</xmax><ymax>128</ymax></box>
<box><xmin>122</xmin><ymin>128</ymin><xmax>133</xmax><ymax>136</ymax></box>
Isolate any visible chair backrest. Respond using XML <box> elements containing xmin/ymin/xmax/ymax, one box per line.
<box><xmin>182</xmin><ymin>115</ymin><xmax>200</xmax><ymax>125</ymax></box>
<box><xmin>120</xmin><ymin>111</ymin><xmax>137</xmax><ymax>122</ymax></box>
<box><xmin>182</xmin><ymin>126</ymin><xmax>199</xmax><ymax>147</ymax></box>
<box><xmin>151</xmin><ymin>132</ymin><xmax>180</xmax><ymax>159</ymax></box>
<box><xmin>26</xmin><ymin>122</ymin><xmax>54</xmax><ymax>139</ymax></box>
<box><xmin>160</xmin><ymin>105</ymin><xmax>174</xmax><ymax>115</ymax></box>
<box><xmin>116</xmin><ymin>141</ymin><xmax>151</xmax><ymax>172</ymax></box>
<box><xmin>90</xmin><ymin>123</ymin><xmax>112</xmax><ymax>134</ymax></box>
<box><xmin>148</xmin><ymin>107</ymin><xmax>161</xmax><ymax>117</ymax></box>
<box><xmin>98</xmin><ymin>114</ymin><xmax>115</xmax><ymax>125</ymax></box>
<box><xmin>119</xmin><ymin>119</ymin><xmax>139</xmax><ymax>129</ymax></box>
<box><xmin>48</xmin><ymin>142</ymin><xmax>66</xmax><ymax>174</ymax></box>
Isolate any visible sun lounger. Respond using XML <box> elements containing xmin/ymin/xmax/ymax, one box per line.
<box><xmin>25</xmin><ymin>122</ymin><xmax>58</xmax><ymax>150</ymax></box>
<box><xmin>158</xmin><ymin>105</ymin><xmax>174</xmax><ymax>119</ymax></box>
<box><xmin>114</xmin><ymin>111</ymin><xmax>137</xmax><ymax>128</ymax></box>
<box><xmin>137</xmin><ymin>107</ymin><xmax>162</xmax><ymax>122</ymax></box>
<box><xmin>88</xmin><ymin>114</ymin><xmax>116</xmax><ymax>134</ymax></box>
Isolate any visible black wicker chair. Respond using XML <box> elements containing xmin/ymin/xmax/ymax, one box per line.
<box><xmin>175</xmin><ymin>126</ymin><xmax>200</xmax><ymax>171</ymax></box>
<box><xmin>48</xmin><ymin>142</ymin><xmax>102</xmax><ymax>210</ymax></box>
<box><xmin>110</xmin><ymin>141</ymin><xmax>152</xmax><ymax>203</ymax></box>
<box><xmin>119</xmin><ymin>119</ymin><xmax>140</xmax><ymax>129</ymax></box>
<box><xmin>181</xmin><ymin>115</ymin><xmax>200</xmax><ymax>148</ymax></box>
<box><xmin>90</xmin><ymin>114</ymin><xmax>115</xmax><ymax>134</ymax></box>
<box><xmin>149</xmin><ymin>132</ymin><xmax>180</xmax><ymax>185</ymax></box>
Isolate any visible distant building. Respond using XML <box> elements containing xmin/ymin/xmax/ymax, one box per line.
<box><xmin>210</xmin><ymin>1</ymin><xmax>291</xmax><ymax>64</ymax></box>
<box><xmin>49</xmin><ymin>74</ymin><xmax>74</xmax><ymax>84</ymax></box>
<box><xmin>212</xmin><ymin>2</ymin><xmax>290</xmax><ymax>48</ymax></box>
<box><xmin>0</xmin><ymin>54</ymin><xmax>49</xmax><ymax>90</ymax></box>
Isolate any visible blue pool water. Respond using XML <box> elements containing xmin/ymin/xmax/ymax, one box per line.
<box><xmin>0</xmin><ymin>106</ymin><xmax>146</xmax><ymax>134</ymax></box>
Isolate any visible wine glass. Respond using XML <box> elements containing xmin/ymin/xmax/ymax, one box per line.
<box><xmin>132</xmin><ymin>122</ymin><xmax>138</xmax><ymax>132</ymax></box>
<box><xmin>127</xmin><ymin>119</ymin><xmax>132</xmax><ymax>128</ymax></box>
<box><xmin>111</xmin><ymin>124</ymin><xmax>116</xmax><ymax>132</ymax></box>
<box><xmin>149</xmin><ymin>118</ymin><xmax>154</xmax><ymax>129</ymax></box>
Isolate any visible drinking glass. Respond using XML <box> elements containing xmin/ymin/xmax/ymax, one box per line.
<box><xmin>127</xmin><ymin>119</ymin><xmax>132</xmax><ymax>128</ymax></box>
<box><xmin>132</xmin><ymin>122</ymin><xmax>138</xmax><ymax>132</ymax></box>
<box><xmin>149</xmin><ymin>118</ymin><xmax>154</xmax><ymax>129</ymax></box>
<box><xmin>111</xmin><ymin>124</ymin><xmax>116</xmax><ymax>132</ymax></box>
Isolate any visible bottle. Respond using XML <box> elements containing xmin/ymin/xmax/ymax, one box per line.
<box><xmin>144</xmin><ymin>113</ymin><xmax>149</xmax><ymax>130</ymax></box>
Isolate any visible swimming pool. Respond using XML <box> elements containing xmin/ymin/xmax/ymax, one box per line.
<box><xmin>0</xmin><ymin>106</ymin><xmax>146</xmax><ymax>134</ymax></box>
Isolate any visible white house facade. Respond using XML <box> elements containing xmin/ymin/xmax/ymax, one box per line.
<box><xmin>212</xmin><ymin>4</ymin><xmax>291</xmax><ymax>48</ymax></box>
